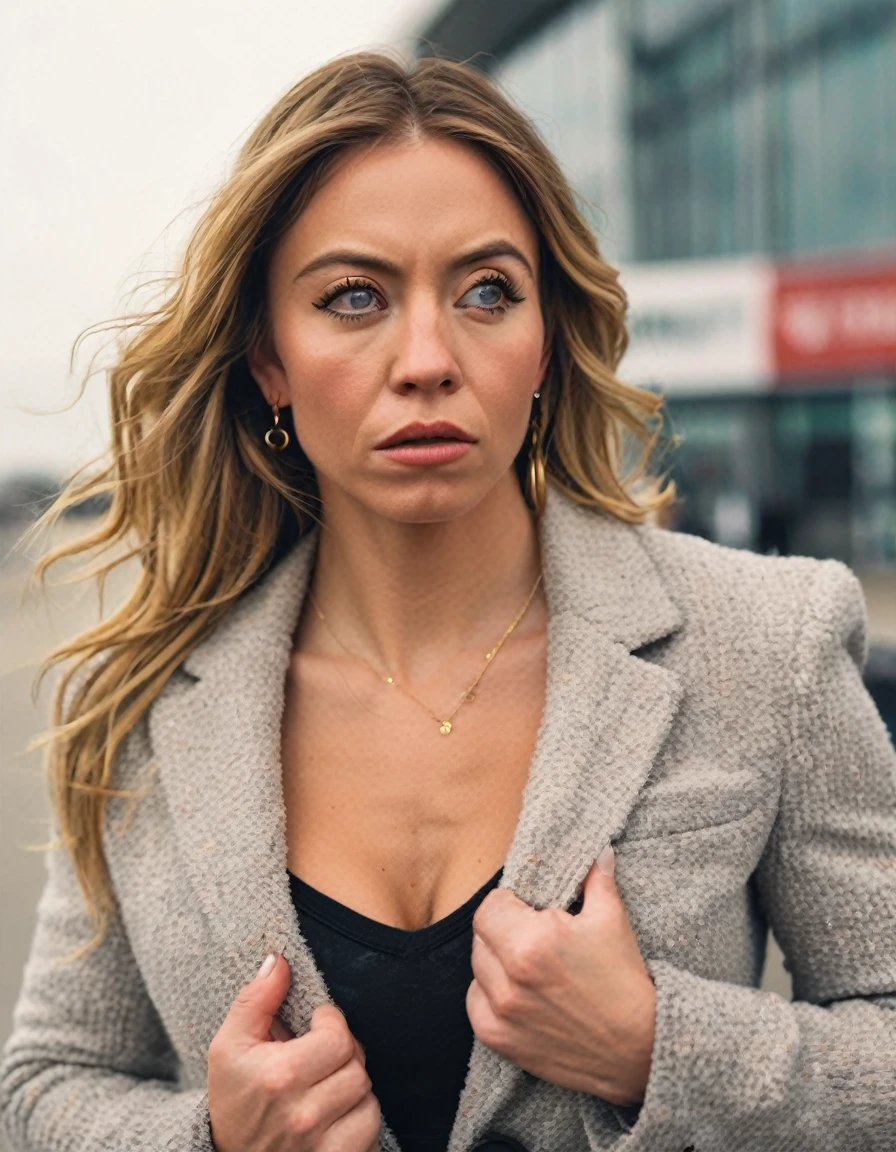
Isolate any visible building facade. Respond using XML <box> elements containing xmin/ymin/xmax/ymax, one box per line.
<box><xmin>416</xmin><ymin>0</ymin><xmax>896</xmax><ymax>570</ymax></box>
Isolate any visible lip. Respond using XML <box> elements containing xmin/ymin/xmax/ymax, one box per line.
<box><xmin>377</xmin><ymin>441</ymin><xmax>473</xmax><ymax>466</ymax></box>
<box><xmin>373</xmin><ymin>420</ymin><xmax>476</xmax><ymax>450</ymax></box>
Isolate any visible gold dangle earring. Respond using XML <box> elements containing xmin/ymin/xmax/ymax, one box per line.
<box><xmin>527</xmin><ymin>390</ymin><xmax>546</xmax><ymax>517</ymax></box>
<box><xmin>264</xmin><ymin>402</ymin><xmax>290</xmax><ymax>452</ymax></box>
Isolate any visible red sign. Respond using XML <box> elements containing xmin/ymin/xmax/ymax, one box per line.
<box><xmin>772</xmin><ymin>256</ymin><xmax>896</xmax><ymax>380</ymax></box>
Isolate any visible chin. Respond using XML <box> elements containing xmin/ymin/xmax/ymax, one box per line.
<box><xmin>379</xmin><ymin>497</ymin><xmax>478</xmax><ymax>525</ymax></box>
<box><xmin>366</xmin><ymin>484</ymin><xmax>491</xmax><ymax>526</ymax></box>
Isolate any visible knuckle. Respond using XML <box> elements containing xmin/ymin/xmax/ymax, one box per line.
<box><xmin>290</xmin><ymin>1101</ymin><xmax>319</xmax><ymax>1136</ymax></box>
<box><xmin>477</xmin><ymin>1015</ymin><xmax>504</xmax><ymax>1050</ymax></box>
<box><xmin>361</xmin><ymin>1091</ymin><xmax>382</xmax><ymax>1127</ymax></box>
<box><xmin>330</xmin><ymin>1028</ymin><xmax>355</xmax><ymax>1065</ymax></box>
<box><xmin>507</xmin><ymin>940</ymin><xmax>542</xmax><ymax>985</ymax></box>
<box><xmin>352</xmin><ymin>1061</ymin><xmax>373</xmax><ymax>1097</ymax></box>
<box><xmin>493</xmin><ymin>984</ymin><xmax>522</xmax><ymax>1018</ymax></box>
<box><xmin>232</xmin><ymin>988</ymin><xmax>256</xmax><ymax>1013</ymax></box>
<box><xmin>207</xmin><ymin>1034</ymin><xmax>224</xmax><ymax>1065</ymax></box>
<box><xmin>544</xmin><ymin>905</ymin><xmax>571</xmax><ymax>935</ymax></box>
<box><xmin>259</xmin><ymin>1061</ymin><xmax>293</xmax><ymax>1098</ymax></box>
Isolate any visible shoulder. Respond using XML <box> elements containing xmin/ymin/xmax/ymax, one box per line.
<box><xmin>631</xmin><ymin>522</ymin><xmax>868</xmax><ymax>669</ymax></box>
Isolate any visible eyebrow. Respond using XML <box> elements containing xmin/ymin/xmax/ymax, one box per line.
<box><xmin>292</xmin><ymin>241</ymin><xmax>536</xmax><ymax>283</ymax></box>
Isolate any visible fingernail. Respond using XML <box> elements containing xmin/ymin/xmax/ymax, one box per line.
<box><xmin>597</xmin><ymin>844</ymin><xmax>615</xmax><ymax>876</ymax></box>
<box><xmin>258</xmin><ymin>953</ymin><xmax>277</xmax><ymax>978</ymax></box>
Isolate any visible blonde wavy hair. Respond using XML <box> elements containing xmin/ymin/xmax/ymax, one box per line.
<box><xmin>20</xmin><ymin>48</ymin><xmax>675</xmax><ymax>959</ymax></box>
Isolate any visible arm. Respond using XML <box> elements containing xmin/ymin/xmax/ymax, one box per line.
<box><xmin>0</xmin><ymin>775</ymin><xmax>216</xmax><ymax>1150</ymax></box>
<box><xmin>617</xmin><ymin>560</ymin><xmax>896</xmax><ymax>1152</ymax></box>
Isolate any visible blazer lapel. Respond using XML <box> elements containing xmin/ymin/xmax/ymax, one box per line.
<box><xmin>149</xmin><ymin>524</ymin><xmax>331</xmax><ymax>1035</ymax></box>
<box><xmin>149</xmin><ymin>484</ymin><xmax>684</xmax><ymax>1152</ymax></box>
<box><xmin>447</xmin><ymin>492</ymin><xmax>684</xmax><ymax>1152</ymax></box>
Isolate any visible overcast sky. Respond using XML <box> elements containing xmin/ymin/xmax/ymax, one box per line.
<box><xmin>0</xmin><ymin>0</ymin><xmax>438</xmax><ymax>478</ymax></box>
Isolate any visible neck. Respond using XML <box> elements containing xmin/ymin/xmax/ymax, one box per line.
<box><xmin>301</xmin><ymin>471</ymin><xmax>546</xmax><ymax>686</ymax></box>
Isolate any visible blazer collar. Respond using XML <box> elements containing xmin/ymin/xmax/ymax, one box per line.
<box><xmin>151</xmin><ymin>485</ymin><xmax>683</xmax><ymax>1152</ymax></box>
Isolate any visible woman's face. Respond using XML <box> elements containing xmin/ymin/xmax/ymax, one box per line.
<box><xmin>248</xmin><ymin>135</ymin><xmax>551</xmax><ymax>523</ymax></box>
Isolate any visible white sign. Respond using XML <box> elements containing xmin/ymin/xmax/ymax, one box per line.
<box><xmin>616</xmin><ymin>256</ymin><xmax>776</xmax><ymax>395</ymax></box>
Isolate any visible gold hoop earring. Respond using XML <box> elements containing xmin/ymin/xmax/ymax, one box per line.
<box><xmin>527</xmin><ymin>391</ymin><xmax>546</xmax><ymax>518</ymax></box>
<box><xmin>264</xmin><ymin>402</ymin><xmax>290</xmax><ymax>452</ymax></box>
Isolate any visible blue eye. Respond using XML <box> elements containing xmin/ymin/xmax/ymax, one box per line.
<box><xmin>343</xmin><ymin>287</ymin><xmax>376</xmax><ymax>311</ymax></box>
<box><xmin>458</xmin><ymin>273</ymin><xmax>526</xmax><ymax>313</ymax></box>
<box><xmin>313</xmin><ymin>277</ymin><xmax>382</xmax><ymax>322</ymax></box>
<box><xmin>465</xmin><ymin>283</ymin><xmax>503</xmax><ymax>307</ymax></box>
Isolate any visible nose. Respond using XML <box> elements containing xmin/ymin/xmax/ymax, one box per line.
<box><xmin>387</xmin><ymin>292</ymin><xmax>461</xmax><ymax>396</ymax></box>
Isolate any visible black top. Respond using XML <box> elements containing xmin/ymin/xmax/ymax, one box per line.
<box><xmin>288</xmin><ymin>865</ymin><xmax>505</xmax><ymax>1152</ymax></box>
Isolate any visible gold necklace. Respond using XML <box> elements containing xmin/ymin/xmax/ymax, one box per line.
<box><xmin>306</xmin><ymin>571</ymin><xmax>543</xmax><ymax>735</ymax></box>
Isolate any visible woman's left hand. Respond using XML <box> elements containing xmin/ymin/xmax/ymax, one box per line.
<box><xmin>466</xmin><ymin>845</ymin><xmax>656</xmax><ymax>1106</ymax></box>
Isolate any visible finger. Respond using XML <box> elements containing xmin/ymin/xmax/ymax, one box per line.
<box><xmin>472</xmin><ymin>887</ymin><xmax>536</xmax><ymax>954</ymax></box>
<box><xmin>466</xmin><ymin>977</ymin><xmax>504</xmax><ymax>1048</ymax></box>
<box><xmin>581</xmin><ymin>849</ymin><xmax>619</xmax><ymax>902</ymax></box>
<box><xmin>322</xmin><ymin>1003</ymin><xmax>366</xmax><ymax>1065</ymax></box>
<box><xmin>277</xmin><ymin>1005</ymin><xmax>358</xmax><ymax>1088</ymax></box>
<box><xmin>328</xmin><ymin>1004</ymin><xmax>367</xmax><ymax>1066</ymax></box>
<box><xmin>470</xmin><ymin>934</ymin><xmax>517</xmax><ymax>1017</ymax></box>
<box><xmin>220</xmin><ymin>953</ymin><xmax>290</xmax><ymax>1048</ymax></box>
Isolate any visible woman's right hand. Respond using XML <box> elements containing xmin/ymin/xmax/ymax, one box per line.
<box><xmin>208</xmin><ymin>953</ymin><xmax>382</xmax><ymax>1152</ymax></box>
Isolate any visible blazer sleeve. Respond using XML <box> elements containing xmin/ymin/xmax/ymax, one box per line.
<box><xmin>0</xmin><ymin>789</ymin><xmax>216</xmax><ymax>1149</ymax></box>
<box><xmin>616</xmin><ymin>559</ymin><xmax>896</xmax><ymax>1152</ymax></box>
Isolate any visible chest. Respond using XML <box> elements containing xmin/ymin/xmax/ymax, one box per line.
<box><xmin>280</xmin><ymin>635</ymin><xmax>547</xmax><ymax>931</ymax></box>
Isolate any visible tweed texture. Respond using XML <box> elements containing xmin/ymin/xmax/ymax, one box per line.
<box><xmin>2</xmin><ymin>483</ymin><xmax>895</xmax><ymax>1152</ymax></box>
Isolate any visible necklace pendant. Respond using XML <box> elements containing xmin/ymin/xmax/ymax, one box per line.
<box><xmin>439</xmin><ymin>720</ymin><xmax>452</xmax><ymax>735</ymax></box>
<box><xmin>464</xmin><ymin>692</ymin><xmax>476</xmax><ymax>702</ymax></box>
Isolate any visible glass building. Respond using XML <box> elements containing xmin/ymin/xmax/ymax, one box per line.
<box><xmin>628</xmin><ymin>0</ymin><xmax>896</xmax><ymax>262</ymax></box>
<box><xmin>416</xmin><ymin>0</ymin><xmax>896</xmax><ymax>571</ymax></box>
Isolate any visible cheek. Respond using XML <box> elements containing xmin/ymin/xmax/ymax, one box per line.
<box><xmin>474</xmin><ymin>317</ymin><xmax>544</xmax><ymax>382</ymax></box>
<box><xmin>474</xmin><ymin>329</ymin><xmax>544</xmax><ymax>426</ymax></box>
<box><xmin>279</xmin><ymin>329</ymin><xmax>377</xmax><ymax>448</ymax></box>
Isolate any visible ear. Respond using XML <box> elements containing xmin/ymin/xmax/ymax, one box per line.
<box><xmin>247</xmin><ymin>335</ymin><xmax>289</xmax><ymax>409</ymax></box>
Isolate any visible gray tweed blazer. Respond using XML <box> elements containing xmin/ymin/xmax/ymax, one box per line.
<box><xmin>3</xmin><ymin>485</ymin><xmax>896</xmax><ymax>1152</ymax></box>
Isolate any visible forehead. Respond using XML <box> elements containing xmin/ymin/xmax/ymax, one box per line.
<box><xmin>276</xmin><ymin>136</ymin><xmax>540</xmax><ymax>274</ymax></box>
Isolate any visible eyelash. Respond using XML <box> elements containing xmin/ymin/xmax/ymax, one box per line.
<box><xmin>312</xmin><ymin>272</ymin><xmax>526</xmax><ymax>323</ymax></box>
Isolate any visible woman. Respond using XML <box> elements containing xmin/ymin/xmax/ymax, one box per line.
<box><xmin>2</xmin><ymin>49</ymin><xmax>895</xmax><ymax>1152</ymax></box>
